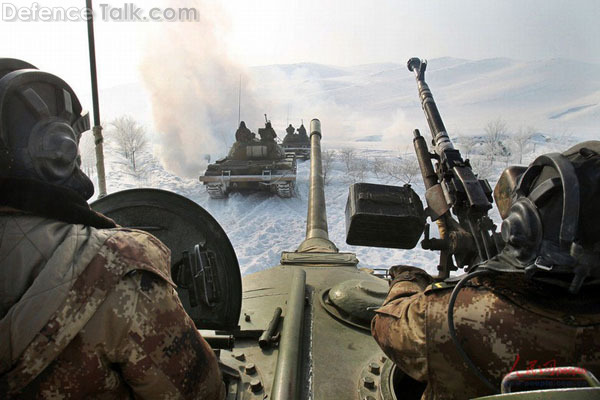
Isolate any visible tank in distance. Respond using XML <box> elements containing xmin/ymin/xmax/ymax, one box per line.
<box><xmin>281</xmin><ymin>122</ymin><xmax>311</xmax><ymax>160</ymax></box>
<box><xmin>199</xmin><ymin>119</ymin><xmax>297</xmax><ymax>199</ymax></box>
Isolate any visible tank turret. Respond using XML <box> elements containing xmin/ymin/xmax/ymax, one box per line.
<box><xmin>282</xmin><ymin>122</ymin><xmax>311</xmax><ymax>160</ymax></box>
<box><xmin>199</xmin><ymin>119</ymin><xmax>296</xmax><ymax>198</ymax></box>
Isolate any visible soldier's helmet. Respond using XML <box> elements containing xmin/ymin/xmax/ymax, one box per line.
<box><xmin>0</xmin><ymin>59</ymin><xmax>94</xmax><ymax>200</ymax></box>
<box><xmin>496</xmin><ymin>141</ymin><xmax>600</xmax><ymax>293</ymax></box>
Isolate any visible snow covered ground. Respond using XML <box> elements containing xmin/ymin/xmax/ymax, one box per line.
<box><xmin>86</xmin><ymin>130</ymin><xmax>580</xmax><ymax>277</ymax></box>
<box><xmin>80</xmin><ymin>57</ymin><xmax>596</xmax><ymax>276</ymax></box>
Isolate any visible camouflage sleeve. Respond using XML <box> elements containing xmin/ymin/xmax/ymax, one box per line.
<box><xmin>371</xmin><ymin>272</ymin><xmax>430</xmax><ymax>382</ymax></box>
<box><xmin>88</xmin><ymin>230</ymin><xmax>225</xmax><ymax>399</ymax></box>
<box><xmin>110</xmin><ymin>270</ymin><xmax>226</xmax><ymax>400</ymax></box>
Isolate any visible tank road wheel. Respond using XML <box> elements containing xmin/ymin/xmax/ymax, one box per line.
<box><xmin>276</xmin><ymin>182</ymin><xmax>294</xmax><ymax>198</ymax></box>
<box><xmin>207</xmin><ymin>183</ymin><xmax>227</xmax><ymax>199</ymax></box>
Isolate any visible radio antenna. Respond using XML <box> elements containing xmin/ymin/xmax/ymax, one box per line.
<box><xmin>86</xmin><ymin>0</ymin><xmax>107</xmax><ymax>197</ymax></box>
<box><xmin>238</xmin><ymin>75</ymin><xmax>242</xmax><ymax>125</ymax></box>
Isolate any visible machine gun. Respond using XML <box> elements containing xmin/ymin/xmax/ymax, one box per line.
<box><xmin>407</xmin><ymin>58</ymin><xmax>503</xmax><ymax>279</ymax></box>
<box><xmin>345</xmin><ymin>58</ymin><xmax>504</xmax><ymax>281</ymax></box>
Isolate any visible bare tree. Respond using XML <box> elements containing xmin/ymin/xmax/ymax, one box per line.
<box><xmin>499</xmin><ymin>142</ymin><xmax>513</xmax><ymax>166</ymax></box>
<box><xmin>512</xmin><ymin>126</ymin><xmax>535</xmax><ymax>164</ymax></box>
<box><xmin>349</xmin><ymin>157</ymin><xmax>368</xmax><ymax>183</ymax></box>
<box><xmin>80</xmin><ymin>131</ymin><xmax>97</xmax><ymax>178</ymax></box>
<box><xmin>322</xmin><ymin>150</ymin><xmax>336</xmax><ymax>185</ymax></box>
<box><xmin>459</xmin><ymin>136</ymin><xmax>478</xmax><ymax>159</ymax></box>
<box><xmin>339</xmin><ymin>148</ymin><xmax>356</xmax><ymax>174</ymax></box>
<box><xmin>111</xmin><ymin>115</ymin><xmax>148</xmax><ymax>172</ymax></box>
<box><xmin>371</xmin><ymin>156</ymin><xmax>387</xmax><ymax>179</ymax></box>
<box><xmin>385</xmin><ymin>156</ymin><xmax>420</xmax><ymax>185</ymax></box>
<box><xmin>483</xmin><ymin>118</ymin><xmax>509</xmax><ymax>164</ymax></box>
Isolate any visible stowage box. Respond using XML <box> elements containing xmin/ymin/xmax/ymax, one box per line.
<box><xmin>345</xmin><ymin>183</ymin><xmax>425</xmax><ymax>249</ymax></box>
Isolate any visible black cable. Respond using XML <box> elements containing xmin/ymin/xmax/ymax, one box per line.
<box><xmin>447</xmin><ymin>270</ymin><xmax>497</xmax><ymax>392</ymax></box>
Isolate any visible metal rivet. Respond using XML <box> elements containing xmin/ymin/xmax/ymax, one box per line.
<box><xmin>245</xmin><ymin>363</ymin><xmax>256</xmax><ymax>375</ymax></box>
<box><xmin>250</xmin><ymin>378</ymin><xmax>262</xmax><ymax>393</ymax></box>
<box><xmin>245</xmin><ymin>313</ymin><xmax>251</xmax><ymax>322</ymax></box>
<box><xmin>368</xmin><ymin>362</ymin><xmax>380</xmax><ymax>375</ymax></box>
<box><xmin>363</xmin><ymin>376</ymin><xmax>375</xmax><ymax>389</ymax></box>
<box><xmin>233</xmin><ymin>352</ymin><xmax>246</xmax><ymax>361</ymax></box>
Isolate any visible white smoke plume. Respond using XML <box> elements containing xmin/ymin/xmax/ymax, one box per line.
<box><xmin>140</xmin><ymin>0</ymin><xmax>261</xmax><ymax>178</ymax></box>
<box><xmin>141</xmin><ymin>1</ymin><xmax>411</xmax><ymax>178</ymax></box>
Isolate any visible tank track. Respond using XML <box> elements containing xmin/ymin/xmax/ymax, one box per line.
<box><xmin>276</xmin><ymin>182</ymin><xmax>294</xmax><ymax>198</ymax></box>
<box><xmin>207</xmin><ymin>183</ymin><xmax>227</xmax><ymax>199</ymax></box>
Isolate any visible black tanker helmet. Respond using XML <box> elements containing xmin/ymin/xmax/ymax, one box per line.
<box><xmin>0</xmin><ymin>61</ymin><xmax>94</xmax><ymax>200</ymax></box>
<box><xmin>491</xmin><ymin>141</ymin><xmax>600</xmax><ymax>293</ymax></box>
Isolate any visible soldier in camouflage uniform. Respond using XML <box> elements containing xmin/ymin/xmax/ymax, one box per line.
<box><xmin>0</xmin><ymin>61</ymin><xmax>224</xmax><ymax>399</ymax></box>
<box><xmin>372</xmin><ymin>141</ymin><xmax>600</xmax><ymax>399</ymax></box>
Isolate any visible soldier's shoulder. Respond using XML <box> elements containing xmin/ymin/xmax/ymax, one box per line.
<box><xmin>100</xmin><ymin>228</ymin><xmax>173</xmax><ymax>284</ymax></box>
<box><xmin>423</xmin><ymin>280</ymin><xmax>457</xmax><ymax>295</ymax></box>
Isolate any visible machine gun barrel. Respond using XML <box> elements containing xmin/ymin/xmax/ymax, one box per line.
<box><xmin>297</xmin><ymin>119</ymin><xmax>338</xmax><ymax>253</ymax></box>
<box><xmin>407</xmin><ymin>57</ymin><xmax>454</xmax><ymax>155</ymax></box>
<box><xmin>407</xmin><ymin>57</ymin><xmax>500</xmax><ymax>272</ymax></box>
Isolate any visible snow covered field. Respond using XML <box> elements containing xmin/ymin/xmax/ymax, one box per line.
<box><xmin>87</xmin><ymin>130</ymin><xmax>579</xmax><ymax>277</ymax></box>
<box><xmin>81</xmin><ymin>57</ymin><xmax>596</xmax><ymax>276</ymax></box>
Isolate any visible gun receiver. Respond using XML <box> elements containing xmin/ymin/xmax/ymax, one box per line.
<box><xmin>408</xmin><ymin>58</ymin><xmax>503</xmax><ymax>279</ymax></box>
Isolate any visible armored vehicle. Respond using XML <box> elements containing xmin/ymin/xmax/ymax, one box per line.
<box><xmin>199</xmin><ymin>121</ymin><xmax>296</xmax><ymax>199</ymax></box>
<box><xmin>93</xmin><ymin>118</ymin><xmax>599</xmax><ymax>400</ymax></box>
<box><xmin>94</xmin><ymin>119</ymin><xmax>426</xmax><ymax>399</ymax></box>
<box><xmin>282</xmin><ymin>123</ymin><xmax>311</xmax><ymax>160</ymax></box>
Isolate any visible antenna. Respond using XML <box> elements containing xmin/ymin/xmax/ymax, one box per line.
<box><xmin>238</xmin><ymin>75</ymin><xmax>241</xmax><ymax>125</ymax></box>
<box><xmin>86</xmin><ymin>0</ymin><xmax>107</xmax><ymax>197</ymax></box>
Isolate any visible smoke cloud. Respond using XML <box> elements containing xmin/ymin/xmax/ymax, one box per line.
<box><xmin>141</xmin><ymin>1</ymin><xmax>411</xmax><ymax>178</ymax></box>
<box><xmin>140</xmin><ymin>0</ymin><xmax>260</xmax><ymax>177</ymax></box>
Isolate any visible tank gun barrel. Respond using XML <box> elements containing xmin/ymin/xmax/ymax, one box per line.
<box><xmin>296</xmin><ymin>119</ymin><xmax>338</xmax><ymax>253</ymax></box>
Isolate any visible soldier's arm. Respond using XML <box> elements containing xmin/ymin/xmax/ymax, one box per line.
<box><xmin>371</xmin><ymin>266</ymin><xmax>433</xmax><ymax>382</ymax></box>
<box><xmin>108</xmin><ymin>270</ymin><xmax>225</xmax><ymax>400</ymax></box>
<box><xmin>95</xmin><ymin>231</ymin><xmax>225</xmax><ymax>400</ymax></box>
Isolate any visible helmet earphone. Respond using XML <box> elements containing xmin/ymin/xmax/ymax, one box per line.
<box><xmin>499</xmin><ymin>152</ymin><xmax>600</xmax><ymax>293</ymax></box>
<box><xmin>501</xmin><ymin>153</ymin><xmax>580</xmax><ymax>261</ymax></box>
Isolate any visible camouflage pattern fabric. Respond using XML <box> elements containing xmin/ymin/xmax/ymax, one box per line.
<box><xmin>1</xmin><ymin>225</ymin><xmax>224</xmax><ymax>399</ymax></box>
<box><xmin>372</xmin><ymin>268</ymin><xmax>600</xmax><ymax>399</ymax></box>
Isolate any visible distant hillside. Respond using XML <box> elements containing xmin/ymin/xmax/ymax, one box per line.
<box><xmin>90</xmin><ymin>57</ymin><xmax>599</xmax><ymax>154</ymax></box>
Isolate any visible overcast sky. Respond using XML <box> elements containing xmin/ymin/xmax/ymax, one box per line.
<box><xmin>1</xmin><ymin>0</ymin><xmax>598</xmax><ymax>102</ymax></box>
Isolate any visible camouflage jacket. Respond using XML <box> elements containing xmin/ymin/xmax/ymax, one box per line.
<box><xmin>372</xmin><ymin>267</ymin><xmax>600</xmax><ymax>399</ymax></box>
<box><xmin>0</xmin><ymin>213</ymin><xmax>224</xmax><ymax>399</ymax></box>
